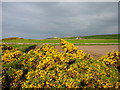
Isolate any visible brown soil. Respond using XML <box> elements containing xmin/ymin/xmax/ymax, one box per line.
<box><xmin>35</xmin><ymin>45</ymin><xmax>119</xmax><ymax>60</ymax></box>
<box><xmin>77</xmin><ymin>45</ymin><xmax>119</xmax><ymax>59</ymax></box>
<box><xmin>55</xmin><ymin>45</ymin><xmax>119</xmax><ymax>59</ymax></box>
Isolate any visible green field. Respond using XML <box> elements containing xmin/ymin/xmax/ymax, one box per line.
<box><xmin>2</xmin><ymin>39</ymin><xmax>59</xmax><ymax>43</ymax></box>
<box><xmin>81</xmin><ymin>34</ymin><xmax>120</xmax><ymax>39</ymax></box>
<box><xmin>2</xmin><ymin>34</ymin><xmax>120</xmax><ymax>46</ymax></box>
<box><xmin>67</xmin><ymin>39</ymin><xmax>119</xmax><ymax>43</ymax></box>
<box><xmin>61</xmin><ymin>34</ymin><xmax>120</xmax><ymax>39</ymax></box>
<box><xmin>2</xmin><ymin>39</ymin><xmax>119</xmax><ymax>44</ymax></box>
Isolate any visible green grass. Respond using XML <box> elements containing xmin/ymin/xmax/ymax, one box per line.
<box><xmin>81</xmin><ymin>34</ymin><xmax>120</xmax><ymax>39</ymax></box>
<box><xmin>7</xmin><ymin>44</ymin><xmax>37</xmax><ymax>53</ymax></box>
<box><xmin>61</xmin><ymin>34</ymin><xmax>120</xmax><ymax>39</ymax></box>
<box><xmin>2</xmin><ymin>39</ymin><xmax>59</xmax><ymax>43</ymax></box>
<box><xmin>67</xmin><ymin>39</ymin><xmax>119</xmax><ymax>43</ymax></box>
<box><xmin>2</xmin><ymin>39</ymin><xmax>119</xmax><ymax>44</ymax></box>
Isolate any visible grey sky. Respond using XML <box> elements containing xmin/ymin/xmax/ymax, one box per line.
<box><xmin>2</xmin><ymin>0</ymin><xmax>119</xmax><ymax>2</ymax></box>
<box><xmin>0</xmin><ymin>2</ymin><xmax>2</xmax><ymax>39</ymax></box>
<box><xmin>2</xmin><ymin>2</ymin><xmax>118</xmax><ymax>39</ymax></box>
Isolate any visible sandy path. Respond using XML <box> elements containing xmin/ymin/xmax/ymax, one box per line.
<box><xmin>76</xmin><ymin>45</ymin><xmax>119</xmax><ymax>59</ymax></box>
<box><xmin>55</xmin><ymin>45</ymin><xmax>119</xmax><ymax>59</ymax></box>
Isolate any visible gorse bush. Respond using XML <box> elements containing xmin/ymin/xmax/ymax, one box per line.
<box><xmin>98</xmin><ymin>51</ymin><xmax>120</xmax><ymax>66</ymax></box>
<box><xmin>2</xmin><ymin>37</ymin><xmax>23</xmax><ymax>40</ymax></box>
<box><xmin>1</xmin><ymin>39</ymin><xmax>120</xmax><ymax>89</ymax></box>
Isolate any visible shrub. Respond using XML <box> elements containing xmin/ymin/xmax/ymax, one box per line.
<box><xmin>2</xmin><ymin>39</ymin><xmax>120</xmax><ymax>89</ymax></box>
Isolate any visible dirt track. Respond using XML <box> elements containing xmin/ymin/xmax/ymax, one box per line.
<box><xmin>35</xmin><ymin>45</ymin><xmax>119</xmax><ymax>59</ymax></box>
<box><xmin>55</xmin><ymin>45</ymin><xmax>119</xmax><ymax>59</ymax></box>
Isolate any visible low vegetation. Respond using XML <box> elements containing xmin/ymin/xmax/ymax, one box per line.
<box><xmin>5</xmin><ymin>44</ymin><xmax>37</xmax><ymax>53</ymax></box>
<box><xmin>1</xmin><ymin>39</ymin><xmax>120</xmax><ymax>89</ymax></box>
<box><xmin>2</xmin><ymin>37</ymin><xmax>23</xmax><ymax>40</ymax></box>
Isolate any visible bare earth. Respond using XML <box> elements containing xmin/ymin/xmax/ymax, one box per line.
<box><xmin>55</xmin><ymin>45</ymin><xmax>119</xmax><ymax>59</ymax></box>
<box><xmin>35</xmin><ymin>45</ymin><xmax>119</xmax><ymax>59</ymax></box>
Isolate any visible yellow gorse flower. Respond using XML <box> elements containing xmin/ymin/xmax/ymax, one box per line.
<box><xmin>1</xmin><ymin>39</ymin><xmax>120</xmax><ymax>89</ymax></box>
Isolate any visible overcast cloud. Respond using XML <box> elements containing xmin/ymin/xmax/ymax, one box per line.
<box><xmin>2</xmin><ymin>2</ymin><xmax>118</xmax><ymax>39</ymax></box>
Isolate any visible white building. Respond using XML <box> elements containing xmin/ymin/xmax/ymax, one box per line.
<box><xmin>76</xmin><ymin>37</ymin><xmax>79</xmax><ymax>39</ymax></box>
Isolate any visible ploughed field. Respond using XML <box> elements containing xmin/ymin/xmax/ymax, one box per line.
<box><xmin>77</xmin><ymin>45</ymin><xmax>119</xmax><ymax>59</ymax></box>
<box><xmin>35</xmin><ymin>45</ymin><xmax>119</xmax><ymax>59</ymax></box>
